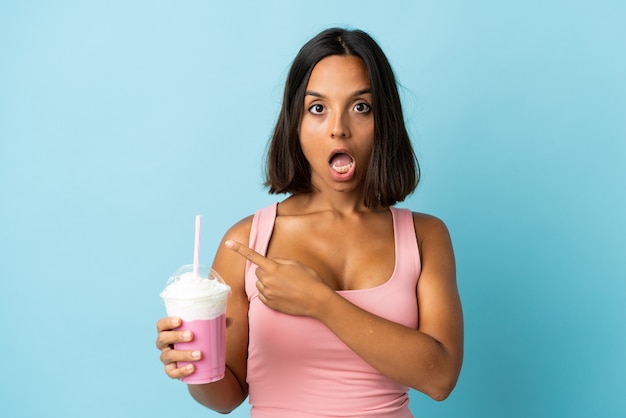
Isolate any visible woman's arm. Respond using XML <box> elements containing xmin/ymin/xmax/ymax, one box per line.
<box><xmin>157</xmin><ymin>217</ymin><xmax>252</xmax><ymax>413</ymax></box>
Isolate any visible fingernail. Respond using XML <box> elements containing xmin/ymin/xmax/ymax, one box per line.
<box><xmin>182</xmin><ymin>331</ymin><xmax>192</xmax><ymax>340</ymax></box>
<box><xmin>225</xmin><ymin>240</ymin><xmax>234</xmax><ymax>248</ymax></box>
<box><xmin>185</xmin><ymin>364</ymin><xmax>194</xmax><ymax>372</ymax></box>
<box><xmin>191</xmin><ymin>350</ymin><xmax>201</xmax><ymax>359</ymax></box>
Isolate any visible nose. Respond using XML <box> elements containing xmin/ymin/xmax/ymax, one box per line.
<box><xmin>330</xmin><ymin>110</ymin><xmax>350</xmax><ymax>139</ymax></box>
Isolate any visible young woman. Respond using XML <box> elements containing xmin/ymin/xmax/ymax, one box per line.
<box><xmin>156</xmin><ymin>27</ymin><xmax>463</xmax><ymax>417</ymax></box>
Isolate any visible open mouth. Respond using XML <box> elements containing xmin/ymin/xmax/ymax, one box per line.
<box><xmin>329</xmin><ymin>152</ymin><xmax>354</xmax><ymax>174</ymax></box>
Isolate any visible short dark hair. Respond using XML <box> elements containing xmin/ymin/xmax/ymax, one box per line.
<box><xmin>265</xmin><ymin>27</ymin><xmax>419</xmax><ymax>208</ymax></box>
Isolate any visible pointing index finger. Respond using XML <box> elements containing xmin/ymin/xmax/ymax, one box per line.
<box><xmin>225</xmin><ymin>240</ymin><xmax>276</xmax><ymax>270</ymax></box>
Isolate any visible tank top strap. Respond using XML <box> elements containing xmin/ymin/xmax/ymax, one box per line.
<box><xmin>390</xmin><ymin>206</ymin><xmax>421</xmax><ymax>281</ymax></box>
<box><xmin>245</xmin><ymin>202</ymin><xmax>278</xmax><ymax>300</ymax></box>
<box><xmin>248</xmin><ymin>202</ymin><xmax>278</xmax><ymax>255</ymax></box>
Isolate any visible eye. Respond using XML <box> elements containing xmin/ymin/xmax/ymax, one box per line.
<box><xmin>308</xmin><ymin>104</ymin><xmax>325</xmax><ymax>115</ymax></box>
<box><xmin>354</xmin><ymin>102</ymin><xmax>371</xmax><ymax>113</ymax></box>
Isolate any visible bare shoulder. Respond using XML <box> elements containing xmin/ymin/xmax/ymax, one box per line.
<box><xmin>409</xmin><ymin>212</ymin><xmax>455</xmax><ymax>279</ymax></box>
<box><xmin>212</xmin><ymin>214</ymin><xmax>255</xmax><ymax>289</ymax></box>
<box><xmin>411</xmin><ymin>212</ymin><xmax>449</xmax><ymax>228</ymax></box>
<box><xmin>221</xmin><ymin>214</ymin><xmax>255</xmax><ymax>244</ymax></box>
<box><xmin>411</xmin><ymin>212</ymin><xmax>452</xmax><ymax>248</ymax></box>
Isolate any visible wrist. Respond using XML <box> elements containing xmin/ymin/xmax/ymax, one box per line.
<box><xmin>308</xmin><ymin>283</ymin><xmax>338</xmax><ymax>320</ymax></box>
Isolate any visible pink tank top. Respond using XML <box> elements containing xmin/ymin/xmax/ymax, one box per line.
<box><xmin>245</xmin><ymin>203</ymin><xmax>421</xmax><ymax>417</ymax></box>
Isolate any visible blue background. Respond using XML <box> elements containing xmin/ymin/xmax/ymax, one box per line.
<box><xmin>1</xmin><ymin>1</ymin><xmax>624</xmax><ymax>417</ymax></box>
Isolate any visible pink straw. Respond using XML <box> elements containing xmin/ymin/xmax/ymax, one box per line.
<box><xmin>193</xmin><ymin>215</ymin><xmax>201</xmax><ymax>276</ymax></box>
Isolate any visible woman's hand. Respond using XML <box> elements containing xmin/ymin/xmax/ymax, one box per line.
<box><xmin>225</xmin><ymin>240</ymin><xmax>331</xmax><ymax>317</ymax></box>
<box><xmin>155</xmin><ymin>317</ymin><xmax>200</xmax><ymax>379</ymax></box>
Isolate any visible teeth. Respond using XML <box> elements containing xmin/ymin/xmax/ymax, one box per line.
<box><xmin>331</xmin><ymin>161</ymin><xmax>353</xmax><ymax>174</ymax></box>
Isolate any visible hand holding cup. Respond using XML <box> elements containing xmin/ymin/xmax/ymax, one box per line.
<box><xmin>159</xmin><ymin>265</ymin><xmax>231</xmax><ymax>384</ymax></box>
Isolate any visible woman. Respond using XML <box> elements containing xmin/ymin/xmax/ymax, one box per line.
<box><xmin>156</xmin><ymin>27</ymin><xmax>463</xmax><ymax>417</ymax></box>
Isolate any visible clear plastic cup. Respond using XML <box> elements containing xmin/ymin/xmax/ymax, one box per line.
<box><xmin>160</xmin><ymin>264</ymin><xmax>231</xmax><ymax>384</ymax></box>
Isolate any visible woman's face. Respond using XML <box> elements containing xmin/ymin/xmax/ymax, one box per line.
<box><xmin>299</xmin><ymin>55</ymin><xmax>374</xmax><ymax>195</ymax></box>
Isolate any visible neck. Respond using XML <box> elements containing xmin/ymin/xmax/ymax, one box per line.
<box><xmin>287</xmin><ymin>189</ymin><xmax>381</xmax><ymax>216</ymax></box>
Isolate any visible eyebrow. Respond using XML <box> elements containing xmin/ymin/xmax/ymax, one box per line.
<box><xmin>305</xmin><ymin>88</ymin><xmax>372</xmax><ymax>98</ymax></box>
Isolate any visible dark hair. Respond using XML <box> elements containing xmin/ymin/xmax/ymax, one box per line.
<box><xmin>265</xmin><ymin>27</ymin><xmax>419</xmax><ymax>208</ymax></box>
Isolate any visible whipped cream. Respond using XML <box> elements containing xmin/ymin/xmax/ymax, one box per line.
<box><xmin>161</xmin><ymin>270</ymin><xmax>230</xmax><ymax>320</ymax></box>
